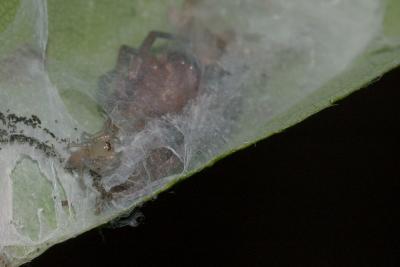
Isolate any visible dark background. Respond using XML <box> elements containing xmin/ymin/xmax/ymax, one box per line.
<box><xmin>26</xmin><ymin>66</ymin><xmax>399</xmax><ymax>267</ymax></box>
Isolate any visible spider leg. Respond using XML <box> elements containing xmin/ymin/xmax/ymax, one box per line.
<box><xmin>138</xmin><ymin>31</ymin><xmax>177</xmax><ymax>55</ymax></box>
<box><xmin>139</xmin><ymin>31</ymin><xmax>177</xmax><ymax>55</ymax></box>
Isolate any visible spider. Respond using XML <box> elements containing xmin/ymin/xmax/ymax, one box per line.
<box><xmin>68</xmin><ymin>31</ymin><xmax>202</xmax><ymax>169</ymax></box>
<box><xmin>100</xmin><ymin>31</ymin><xmax>202</xmax><ymax>131</ymax></box>
<box><xmin>67</xmin><ymin>27</ymin><xmax>234</xmax><ymax>212</ymax></box>
<box><xmin>65</xmin><ymin>119</ymin><xmax>120</xmax><ymax>177</ymax></box>
<box><xmin>66</xmin><ymin>31</ymin><xmax>203</xmax><ymax>202</ymax></box>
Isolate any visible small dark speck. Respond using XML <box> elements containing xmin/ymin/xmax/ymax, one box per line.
<box><xmin>43</xmin><ymin>128</ymin><xmax>56</xmax><ymax>139</ymax></box>
<box><xmin>74</xmin><ymin>127</ymin><xmax>78</xmax><ymax>131</ymax></box>
<box><xmin>31</xmin><ymin>115</ymin><xmax>41</xmax><ymax>124</ymax></box>
<box><xmin>55</xmin><ymin>120</ymin><xmax>58</xmax><ymax>123</ymax></box>
<box><xmin>0</xmin><ymin>112</ymin><xmax>5</xmax><ymax>125</ymax></box>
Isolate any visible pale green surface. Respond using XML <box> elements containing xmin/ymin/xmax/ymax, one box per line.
<box><xmin>0</xmin><ymin>0</ymin><xmax>19</xmax><ymax>33</ymax></box>
<box><xmin>0</xmin><ymin>1</ymin><xmax>399</xmax><ymax>266</ymax></box>
<box><xmin>384</xmin><ymin>0</ymin><xmax>400</xmax><ymax>38</ymax></box>
<box><xmin>11</xmin><ymin>157</ymin><xmax>57</xmax><ymax>241</ymax></box>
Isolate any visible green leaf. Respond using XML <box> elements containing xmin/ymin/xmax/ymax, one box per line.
<box><xmin>0</xmin><ymin>0</ymin><xmax>399</xmax><ymax>265</ymax></box>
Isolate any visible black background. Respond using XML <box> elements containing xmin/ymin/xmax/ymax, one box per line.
<box><xmin>26</xmin><ymin>66</ymin><xmax>399</xmax><ymax>267</ymax></box>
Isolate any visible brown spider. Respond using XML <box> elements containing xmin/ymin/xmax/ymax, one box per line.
<box><xmin>67</xmin><ymin>24</ymin><xmax>233</xmax><ymax>212</ymax></box>
<box><xmin>65</xmin><ymin>119</ymin><xmax>120</xmax><ymax>177</ymax></box>
<box><xmin>66</xmin><ymin>31</ymin><xmax>203</xmax><ymax>202</ymax></box>
<box><xmin>100</xmin><ymin>31</ymin><xmax>202</xmax><ymax>131</ymax></box>
<box><xmin>68</xmin><ymin>31</ymin><xmax>202</xmax><ymax>170</ymax></box>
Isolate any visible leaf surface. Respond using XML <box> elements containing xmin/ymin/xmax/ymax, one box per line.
<box><xmin>0</xmin><ymin>0</ymin><xmax>399</xmax><ymax>265</ymax></box>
